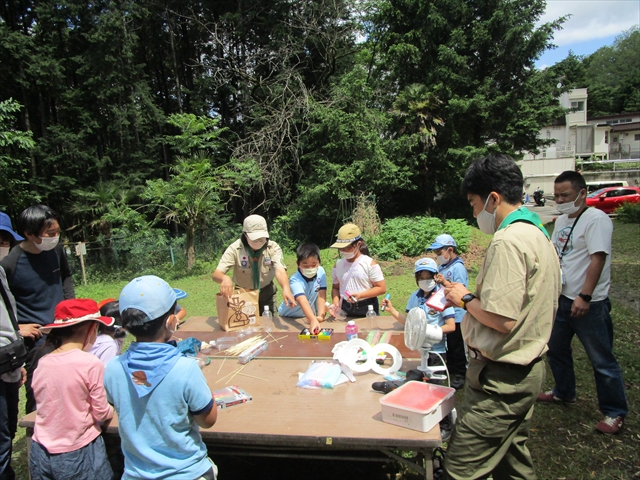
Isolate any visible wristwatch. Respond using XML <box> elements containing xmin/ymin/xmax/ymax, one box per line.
<box><xmin>460</xmin><ymin>293</ymin><xmax>477</xmax><ymax>310</ymax></box>
<box><xmin>578</xmin><ymin>293</ymin><xmax>592</xmax><ymax>303</ymax></box>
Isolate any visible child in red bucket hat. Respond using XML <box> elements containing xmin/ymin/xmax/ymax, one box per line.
<box><xmin>29</xmin><ymin>299</ymin><xmax>115</xmax><ymax>480</ymax></box>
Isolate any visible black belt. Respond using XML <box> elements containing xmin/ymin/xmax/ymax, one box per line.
<box><xmin>468</xmin><ymin>347</ymin><xmax>542</xmax><ymax>368</ymax></box>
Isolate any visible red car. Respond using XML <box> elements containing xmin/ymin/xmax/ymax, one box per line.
<box><xmin>586</xmin><ymin>186</ymin><xmax>640</xmax><ymax>214</ymax></box>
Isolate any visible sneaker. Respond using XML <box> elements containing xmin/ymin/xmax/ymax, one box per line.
<box><xmin>595</xmin><ymin>416</ymin><xmax>623</xmax><ymax>434</ymax></box>
<box><xmin>451</xmin><ymin>374</ymin><xmax>465</xmax><ymax>390</ymax></box>
<box><xmin>537</xmin><ymin>390</ymin><xmax>576</xmax><ymax>404</ymax></box>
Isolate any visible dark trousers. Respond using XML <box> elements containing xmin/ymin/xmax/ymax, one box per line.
<box><xmin>0</xmin><ymin>379</ymin><xmax>19</xmax><ymax>480</ymax></box>
<box><xmin>258</xmin><ymin>282</ymin><xmax>277</xmax><ymax>315</ymax></box>
<box><xmin>340</xmin><ymin>296</ymin><xmax>379</xmax><ymax>317</ymax></box>
<box><xmin>24</xmin><ymin>340</ymin><xmax>54</xmax><ymax>414</ymax></box>
<box><xmin>446</xmin><ymin>322</ymin><xmax>467</xmax><ymax>377</ymax></box>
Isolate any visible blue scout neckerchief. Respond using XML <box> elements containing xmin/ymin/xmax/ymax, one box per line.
<box><xmin>123</xmin><ymin>342</ymin><xmax>182</xmax><ymax>397</ymax></box>
<box><xmin>497</xmin><ymin>207</ymin><xmax>549</xmax><ymax>239</ymax></box>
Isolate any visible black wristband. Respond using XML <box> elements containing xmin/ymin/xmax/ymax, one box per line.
<box><xmin>578</xmin><ymin>293</ymin><xmax>592</xmax><ymax>303</ymax></box>
<box><xmin>461</xmin><ymin>293</ymin><xmax>477</xmax><ymax>310</ymax></box>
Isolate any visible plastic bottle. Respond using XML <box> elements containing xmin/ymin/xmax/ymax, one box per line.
<box><xmin>262</xmin><ymin>305</ymin><xmax>273</xmax><ymax>320</ymax></box>
<box><xmin>366</xmin><ymin>304</ymin><xmax>376</xmax><ymax>330</ymax></box>
<box><xmin>345</xmin><ymin>320</ymin><xmax>358</xmax><ymax>340</ymax></box>
<box><xmin>325</xmin><ymin>301</ymin><xmax>347</xmax><ymax>321</ymax></box>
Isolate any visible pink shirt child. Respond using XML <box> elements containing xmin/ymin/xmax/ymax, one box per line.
<box><xmin>32</xmin><ymin>349</ymin><xmax>113</xmax><ymax>454</ymax></box>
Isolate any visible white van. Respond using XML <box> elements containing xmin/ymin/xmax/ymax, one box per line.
<box><xmin>586</xmin><ymin>181</ymin><xmax>628</xmax><ymax>193</ymax></box>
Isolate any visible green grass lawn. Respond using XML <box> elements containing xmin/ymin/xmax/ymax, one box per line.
<box><xmin>10</xmin><ymin>222</ymin><xmax>639</xmax><ymax>479</ymax></box>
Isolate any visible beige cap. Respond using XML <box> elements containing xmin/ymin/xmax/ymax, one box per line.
<box><xmin>243</xmin><ymin>215</ymin><xmax>269</xmax><ymax>241</ymax></box>
<box><xmin>330</xmin><ymin>223</ymin><xmax>362</xmax><ymax>248</ymax></box>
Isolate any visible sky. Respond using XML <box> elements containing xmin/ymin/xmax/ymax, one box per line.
<box><xmin>535</xmin><ymin>0</ymin><xmax>640</xmax><ymax>69</ymax></box>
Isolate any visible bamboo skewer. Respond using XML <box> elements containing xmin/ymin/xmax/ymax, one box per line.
<box><xmin>238</xmin><ymin>372</ymin><xmax>268</xmax><ymax>381</ymax></box>
<box><xmin>215</xmin><ymin>365</ymin><xmax>244</xmax><ymax>384</ymax></box>
<box><xmin>216</xmin><ymin>357</ymin><xmax>226</xmax><ymax>375</ymax></box>
<box><xmin>226</xmin><ymin>365</ymin><xmax>246</xmax><ymax>383</ymax></box>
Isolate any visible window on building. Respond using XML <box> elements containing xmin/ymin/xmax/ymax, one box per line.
<box><xmin>635</xmin><ymin>134</ymin><xmax>640</xmax><ymax>141</ymax></box>
<box><xmin>571</xmin><ymin>101</ymin><xmax>585</xmax><ymax>111</ymax></box>
<box><xmin>605</xmin><ymin>132</ymin><xmax>609</xmax><ymax>143</ymax></box>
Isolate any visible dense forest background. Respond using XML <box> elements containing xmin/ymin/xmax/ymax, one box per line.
<box><xmin>1</xmin><ymin>0</ymin><xmax>638</xmax><ymax>271</ymax></box>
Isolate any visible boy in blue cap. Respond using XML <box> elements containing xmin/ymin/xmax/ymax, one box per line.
<box><xmin>382</xmin><ymin>258</ymin><xmax>455</xmax><ymax>363</ymax></box>
<box><xmin>104</xmin><ymin>275</ymin><xmax>218</xmax><ymax>480</ymax></box>
<box><xmin>427</xmin><ymin>234</ymin><xmax>469</xmax><ymax>389</ymax></box>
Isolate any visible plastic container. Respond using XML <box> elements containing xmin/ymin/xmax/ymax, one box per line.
<box><xmin>215</xmin><ymin>336</ymin><xmax>240</xmax><ymax>351</ymax></box>
<box><xmin>366</xmin><ymin>304</ymin><xmax>376</xmax><ymax>330</ymax></box>
<box><xmin>326</xmin><ymin>302</ymin><xmax>347</xmax><ymax>321</ymax></box>
<box><xmin>379</xmin><ymin>381</ymin><xmax>455</xmax><ymax>432</ymax></box>
<box><xmin>345</xmin><ymin>320</ymin><xmax>358</xmax><ymax>340</ymax></box>
<box><xmin>262</xmin><ymin>305</ymin><xmax>273</xmax><ymax>319</ymax></box>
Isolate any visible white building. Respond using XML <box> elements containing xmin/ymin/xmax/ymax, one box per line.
<box><xmin>520</xmin><ymin>89</ymin><xmax>640</xmax><ymax>196</ymax></box>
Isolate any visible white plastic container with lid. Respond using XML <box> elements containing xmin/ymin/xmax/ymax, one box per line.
<box><xmin>379</xmin><ymin>381</ymin><xmax>455</xmax><ymax>432</ymax></box>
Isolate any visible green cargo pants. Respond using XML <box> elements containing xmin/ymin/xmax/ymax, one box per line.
<box><xmin>444</xmin><ymin>357</ymin><xmax>545</xmax><ymax>480</ymax></box>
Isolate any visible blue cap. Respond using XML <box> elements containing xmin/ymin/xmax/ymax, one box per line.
<box><xmin>173</xmin><ymin>288</ymin><xmax>188</xmax><ymax>300</ymax></box>
<box><xmin>0</xmin><ymin>212</ymin><xmax>24</xmax><ymax>241</ymax></box>
<box><xmin>414</xmin><ymin>258</ymin><xmax>438</xmax><ymax>274</ymax></box>
<box><xmin>119</xmin><ymin>275</ymin><xmax>177</xmax><ymax>322</ymax></box>
<box><xmin>426</xmin><ymin>234</ymin><xmax>457</xmax><ymax>251</ymax></box>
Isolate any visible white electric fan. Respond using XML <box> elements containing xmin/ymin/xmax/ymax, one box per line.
<box><xmin>404</xmin><ymin>307</ymin><xmax>448</xmax><ymax>381</ymax></box>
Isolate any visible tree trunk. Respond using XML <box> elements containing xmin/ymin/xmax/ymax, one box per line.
<box><xmin>186</xmin><ymin>223</ymin><xmax>196</xmax><ymax>271</ymax></box>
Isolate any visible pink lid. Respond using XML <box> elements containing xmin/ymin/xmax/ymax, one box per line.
<box><xmin>379</xmin><ymin>381</ymin><xmax>455</xmax><ymax>414</ymax></box>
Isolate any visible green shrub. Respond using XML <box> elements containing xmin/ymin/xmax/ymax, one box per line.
<box><xmin>615</xmin><ymin>202</ymin><xmax>640</xmax><ymax>223</ymax></box>
<box><xmin>367</xmin><ymin>216</ymin><xmax>471</xmax><ymax>260</ymax></box>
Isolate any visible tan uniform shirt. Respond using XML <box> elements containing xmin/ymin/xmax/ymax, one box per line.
<box><xmin>462</xmin><ymin>222</ymin><xmax>561</xmax><ymax>365</ymax></box>
<box><xmin>216</xmin><ymin>239</ymin><xmax>286</xmax><ymax>289</ymax></box>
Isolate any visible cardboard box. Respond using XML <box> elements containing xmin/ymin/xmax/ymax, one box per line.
<box><xmin>379</xmin><ymin>381</ymin><xmax>455</xmax><ymax>432</ymax></box>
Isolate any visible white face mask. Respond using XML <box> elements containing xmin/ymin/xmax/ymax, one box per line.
<box><xmin>476</xmin><ymin>196</ymin><xmax>497</xmax><ymax>235</ymax></box>
<box><xmin>436</xmin><ymin>253</ymin><xmax>450</xmax><ymax>266</ymax></box>
<box><xmin>339</xmin><ymin>250</ymin><xmax>356</xmax><ymax>259</ymax></box>
<box><xmin>247</xmin><ymin>238</ymin><xmax>267</xmax><ymax>251</ymax></box>
<box><xmin>82</xmin><ymin>325</ymin><xmax>98</xmax><ymax>352</ymax></box>
<box><xmin>300</xmin><ymin>267</ymin><xmax>318</xmax><ymax>278</ymax></box>
<box><xmin>556</xmin><ymin>191</ymin><xmax>584</xmax><ymax>215</ymax></box>
<box><xmin>418</xmin><ymin>279</ymin><xmax>436</xmax><ymax>292</ymax></box>
<box><xmin>35</xmin><ymin>235</ymin><xmax>59</xmax><ymax>252</ymax></box>
<box><xmin>166</xmin><ymin>315</ymin><xmax>178</xmax><ymax>335</ymax></box>
<box><xmin>0</xmin><ymin>246</ymin><xmax>9</xmax><ymax>261</ymax></box>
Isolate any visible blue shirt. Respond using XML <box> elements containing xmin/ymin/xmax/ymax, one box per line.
<box><xmin>104</xmin><ymin>354</ymin><xmax>213</xmax><ymax>479</ymax></box>
<box><xmin>406</xmin><ymin>287</ymin><xmax>455</xmax><ymax>353</ymax></box>
<box><xmin>438</xmin><ymin>257</ymin><xmax>468</xmax><ymax>324</ymax></box>
<box><xmin>278</xmin><ymin>267</ymin><xmax>327</xmax><ymax>317</ymax></box>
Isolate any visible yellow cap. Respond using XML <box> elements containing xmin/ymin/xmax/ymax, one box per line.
<box><xmin>330</xmin><ymin>223</ymin><xmax>362</xmax><ymax>248</ymax></box>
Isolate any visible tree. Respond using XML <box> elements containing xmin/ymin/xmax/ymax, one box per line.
<box><xmin>583</xmin><ymin>27</ymin><xmax>640</xmax><ymax>115</ymax></box>
<box><xmin>0</xmin><ymin>99</ymin><xmax>36</xmax><ymax>214</ymax></box>
<box><xmin>370</xmin><ymin>0</ymin><xmax>567</xmax><ymax>215</ymax></box>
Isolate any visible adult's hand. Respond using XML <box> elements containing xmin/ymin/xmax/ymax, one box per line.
<box><xmin>19</xmin><ymin>323</ymin><xmax>42</xmax><ymax>341</ymax></box>
<box><xmin>219</xmin><ymin>275</ymin><xmax>234</xmax><ymax>297</ymax></box>
<box><xmin>444</xmin><ymin>282</ymin><xmax>470</xmax><ymax>308</ymax></box>
<box><xmin>571</xmin><ymin>296</ymin><xmax>590</xmax><ymax>317</ymax></box>
<box><xmin>282</xmin><ymin>289</ymin><xmax>296</xmax><ymax>308</ymax></box>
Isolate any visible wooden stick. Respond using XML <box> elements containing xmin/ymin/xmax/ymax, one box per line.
<box><xmin>216</xmin><ymin>357</ymin><xmax>226</xmax><ymax>375</ymax></box>
<box><xmin>238</xmin><ymin>372</ymin><xmax>268</xmax><ymax>381</ymax></box>
<box><xmin>267</xmin><ymin>332</ymin><xmax>279</xmax><ymax>343</ymax></box>
<box><xmin>215</xmin><ymin>365</ymin><xmax>244</xmax><ymax>384</ymax></box>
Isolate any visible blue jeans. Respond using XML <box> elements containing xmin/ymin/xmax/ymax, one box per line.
<box><xmin>547</xmin><ymin>296</ymin><xmax>628</xmax><ymax>418</ymax></box>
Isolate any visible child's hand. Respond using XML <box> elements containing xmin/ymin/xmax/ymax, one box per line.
<box><xmin>381</xmin><ymin>298</ymin><xmax>394</xmax><ymax>313</ymax></box>
<box><xmin>309</xmin><ymin>317</ymin><xmax>320</xmax><ymax>334</ymax></box>
<box><xmin>316</xmin><ymin>315</ymin><xmax>325</xmax><ymax>324</ymax></box>
<box><xmin>435</xmin><ymin>274</ymin><xmax>449</xmax><ymax>286</ymax></box>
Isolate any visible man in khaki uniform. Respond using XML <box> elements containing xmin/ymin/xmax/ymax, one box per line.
<box><xmin>212</xmin><ymin>215</ymin><xmax>294</xmax><ymax>314</ymax></box>
<box><xmin>443</xmin><ymin>154</ymin><xmax>561</xmax><ymax>480</ymax></box>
